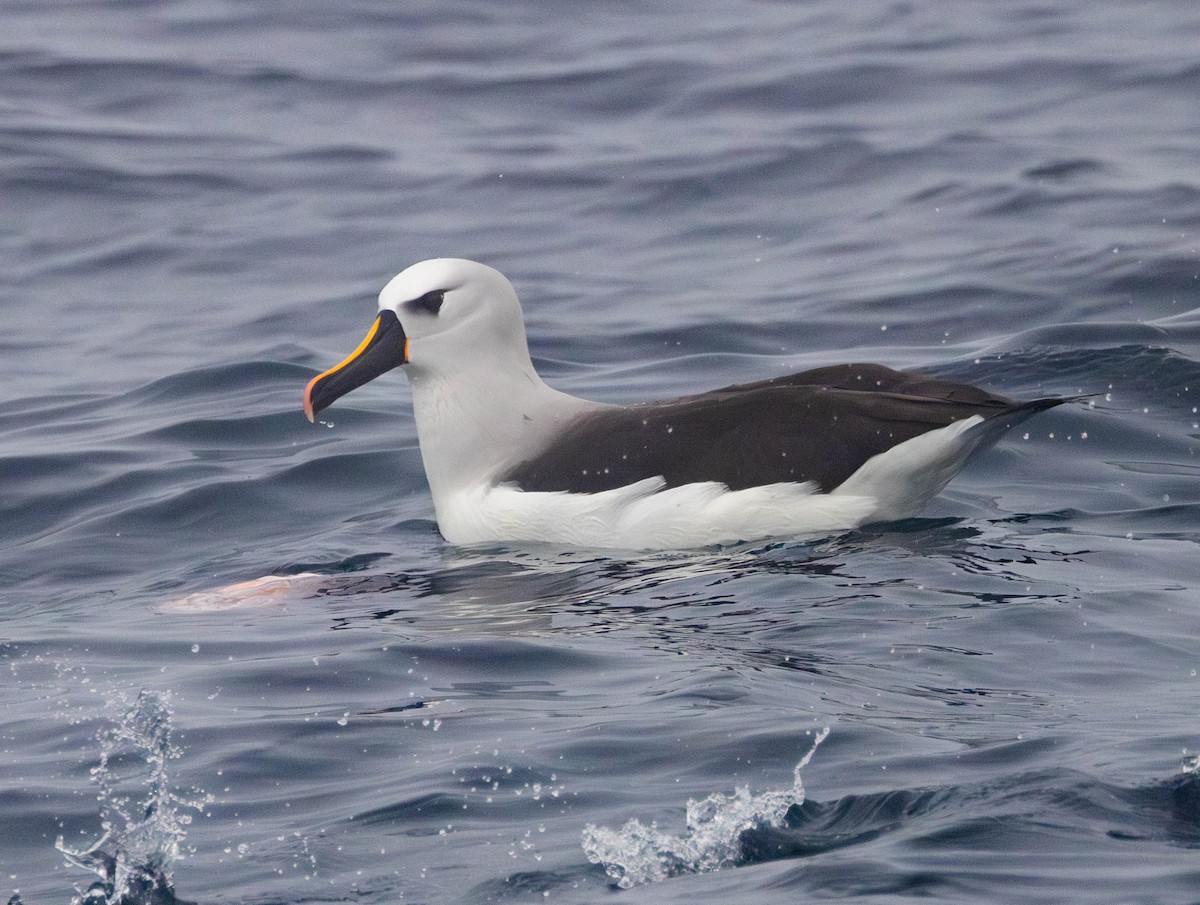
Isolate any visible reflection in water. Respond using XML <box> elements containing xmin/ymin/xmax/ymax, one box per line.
<box><xmin>162</xmin><ymin>515</ymin><xmax>1092</xmax><ymax>638</ymax></box>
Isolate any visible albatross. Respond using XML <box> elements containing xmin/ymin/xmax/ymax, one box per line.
<box><xmin>303</xmin><ymin>258</ymin><xmax>1070</xmax><ymax>550</ymax></box>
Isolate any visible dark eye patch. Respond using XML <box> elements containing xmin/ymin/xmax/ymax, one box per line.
<box><xmin>407</xmin><ymin>289</ymin><xmax>446</xmax><ymax>315</ymax></box>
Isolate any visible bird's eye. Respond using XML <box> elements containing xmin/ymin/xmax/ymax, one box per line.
<box><xmin>408</xmin><ymin>289</ymin><xmax>446</xmax><ymax>315</ymax></box>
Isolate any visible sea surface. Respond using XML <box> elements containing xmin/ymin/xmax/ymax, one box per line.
<box><xmin>3</xmin><ymin>1</ymin><xmax>1200</xmax><ymax>903</ymax></box>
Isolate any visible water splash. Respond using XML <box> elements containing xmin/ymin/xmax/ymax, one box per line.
<box><xmin>582</xmin><ymin>727</ymin><xmax>829</xmax><ymax>888</ymax></box>
<box><xmin>55</xmin><ymin>689</ymin><xmax>208</xmax><ymax>905</ymax></box>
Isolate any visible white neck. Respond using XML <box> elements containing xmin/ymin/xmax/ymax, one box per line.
<box><xmin>407</xmin><ymin>357</ymin><xmax>604</xmax><ymax>511</ymax></box>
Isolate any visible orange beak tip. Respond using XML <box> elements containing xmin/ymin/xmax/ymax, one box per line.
<box><xmin>302</xmin><ymin>375</ymin><xmax>319</xmax><ymax>423</ymax></box>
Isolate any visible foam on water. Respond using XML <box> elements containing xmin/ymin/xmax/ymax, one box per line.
<box><xmin>581</xmin><ymin>727</ymin><xmax>829</xmax><ymax>888</ymax></box>
<box><xmin>54</xmin><ymin>690</ymin><xmax>208</xmax><ymax>905</ymax></box>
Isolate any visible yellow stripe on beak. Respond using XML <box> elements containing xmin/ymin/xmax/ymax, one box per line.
<box><xmin>303</xmin><ymin>310</ymin><xmax>409</xmax><ymax>422</ymax></box>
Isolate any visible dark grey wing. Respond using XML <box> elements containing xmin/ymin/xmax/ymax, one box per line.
<box><xmin>501</xmin><ymin>364</ymin><xmax>1065</xmax><ymax>493</ymax></box>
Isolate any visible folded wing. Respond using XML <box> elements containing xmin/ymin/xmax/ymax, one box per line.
<box><xmin>500</xmin><ymin>364</ymin><xmax>1065</xmax><ymax>493</ymax></box>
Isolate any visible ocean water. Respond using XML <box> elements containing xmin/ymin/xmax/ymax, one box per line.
<box><xmin>3</xmin><ymin>1</ymin><xmax>1200</xmax><ymax>902</ymax></box>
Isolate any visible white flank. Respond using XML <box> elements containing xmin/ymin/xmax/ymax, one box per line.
<box><xmin>439</xmin><ymin>477</ymin><xmax>878</xmax><ymax>550</ymax></box>
<box><xmin>437</xmin><ymin>416</ymin><xmax>1002</xmax><ymax>549</ymax></box>
<box><xmin>831</xmin><ymin>415</ymin><xmax>986</xmax><ymax>521</ymax></box>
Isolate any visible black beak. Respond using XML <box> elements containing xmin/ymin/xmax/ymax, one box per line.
<box><xmin>303</xmin><ymin>309</ymin><xmax>408</xmax><ymax>422</ymax></box>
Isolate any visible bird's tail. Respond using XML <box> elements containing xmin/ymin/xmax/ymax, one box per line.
<box><xmin>966</xmin><ymin>394</ymin><xmax>1089</xmax><ymax>461</ymax></box>
<box><xmin>833</xmin><ymin>395</ymin><xmax>1087</xmax><ymax>522</ymax></box>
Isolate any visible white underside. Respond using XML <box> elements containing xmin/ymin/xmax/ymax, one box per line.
<box><xmin>434</xmin><ymin>415</ymin><xmax>988</xmax><ymax>550</ymax></box>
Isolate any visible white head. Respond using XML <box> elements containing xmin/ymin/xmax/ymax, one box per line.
<box><xmin>303</xmin><ymin>259</ymin><xmax>593</xmax><ymax>503</ymax></box>
<box><xmin>378</xmin><ymin>258</ymin><xmax>534</xmax><ymax>387</ymax></box>
<box><xmin>303</xmin><ymin>258</ymin><xmax>538</xmax><ymax>421</ymax></box>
